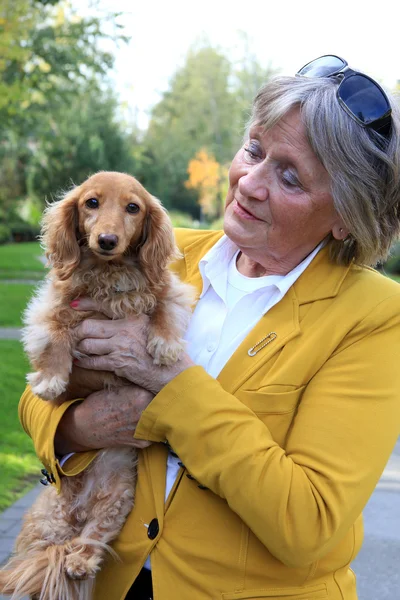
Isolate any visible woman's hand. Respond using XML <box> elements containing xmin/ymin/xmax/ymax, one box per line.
<box><xmin>71</xmin><ymin>298</ymin><xmax>194</xmax><ymax>394</ymax></box>
<box><xmin>57</xmin><ymin>365</ymin><xmax>123</xmax><ymax>402</ymax></box>
<box><xmin>55</xmin><ymin>384</ymin><xmax>154</xmax><ymax>455</ymax></box>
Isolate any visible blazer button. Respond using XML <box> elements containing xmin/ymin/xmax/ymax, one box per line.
<box><xmin>147</xmin><ymin>518</ymin><xmax>159</xmax><ymax>540</ymax></box>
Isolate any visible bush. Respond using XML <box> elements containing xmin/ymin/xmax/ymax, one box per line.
<box><xmin>9</xmin><ymin>222</ymin><xmax>41</xmax><ymax>243</ymax></box>
<box><xmin>169</xmin><ymin>211</ymin><xmax>201</xmax><ymax>229</ymax></box>
<box><xmin>382</xmin><ymin>242</ymin><xmax>400</xmax><ymax>275</ymax></box>
<box><xmin>0</xmin><ymin>224</ymin><xmax>11</xmax><ymax>244</ymax></box>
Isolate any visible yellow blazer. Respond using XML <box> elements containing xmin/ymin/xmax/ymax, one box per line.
<box><xmin>19</xmin><ymin>228</ymin><xmax>400</xmax><ymax>600</ymax></box>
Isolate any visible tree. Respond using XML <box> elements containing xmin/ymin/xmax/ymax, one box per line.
<box><xmin>0</xmin><ymin>0</ymin><xmax>123</xmax><ymax>130</ymax></box>
<box><xmin>26</xmin><ymin>85</ymin><xmax>136</xmax><ymax>205</ymax></box>
<box><xmin>0</xmin><ymin>0</ymin><xmax>129</xmax><ymax>225</ymax></box>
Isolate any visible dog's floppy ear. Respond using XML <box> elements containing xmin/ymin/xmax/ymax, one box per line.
<box><xmin>138</xmin><ymin>196</ymin><xmax>178</xmax><ymax>284</ymax></box>
<box><xmin>41</xmin><ymin>186</ymin><xmax>81</xmax><ymax>280</ymax></box>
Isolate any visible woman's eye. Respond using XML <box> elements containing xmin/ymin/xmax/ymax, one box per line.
<box><xmin>85</xmin><ymin>198</ymin><xmax>99</xmax><ymax>209</ymax></box>
<box><xmin>281</xmin><ymin>170</ymin><xmax>301</xmax><ymax>189</ymax></box>
<box><xmin>126</xmin><ymin>203</ymin><xmax>140</xmax><ymax>214</ymax></box>
<box><xmin>244</xmin><ymin>141</ymin><xmax>262</xmax><ymax>160</ymax></box>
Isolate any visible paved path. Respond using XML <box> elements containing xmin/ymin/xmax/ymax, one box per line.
<box><xmin>1</xmin><ymin>279</ymin><xmax>41</xmax><ymax>285</ymax></box>
<box><xmin>352</xmin><ymin>438</ymin><xmax>400</xmax><ymax>599</ymax></box>
<box><xmin>0</xmin><ymin>485</ymin><xmax>43</xmax><ymax>567</ymax></box>
<box><xmin>0</xmin><ymin>328</ymin><xmax>22</xmax><ymax>340</ymax></box>
<box><xmin>0</xmin><ymin>441</ymin><xmax>399</xmax><ymax>599</ymax></box>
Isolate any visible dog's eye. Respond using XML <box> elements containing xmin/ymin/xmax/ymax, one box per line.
<box><xmin>126</xmin><ymin>203</ymin><xmax>140</xmax><ymax>214</ymax></box>
<box><xmin>86</xmin><ymin>198</ymin><xmax>99</xmax><ymax>209</ymax></box>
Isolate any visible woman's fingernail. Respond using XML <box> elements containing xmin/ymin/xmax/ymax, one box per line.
<box><xmin>70</xmin><ymin>299</ymin><xmax>80</xmax><ymax>308</ymax></box>
<box><xmin>73</xmin><ymin>358</ymin><xmax>79</xmax><ymax>364</ymax></box>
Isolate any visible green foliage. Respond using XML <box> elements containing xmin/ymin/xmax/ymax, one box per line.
<box><xmin>0</xmin><ymin>340</ymin><xmax>40</xmax><ymax>510</ymax></box>
<box><xmin>0</xmin><ymin>224</ymin><xmax>11</xmax><ymax>244</ymax></box>
<box><xmin>0</xmin><ymin>0</ymin><xmax>122</xmax><ymax>130</ymax></box>
<box><xmin>381</xmin><ymin>242</ymin><xmax>400</xmax><ymax>275</ymax></box>
<box><xmin>169</xmin><ymin>211</ymin><xmax>200</xmax><ymax>229</ymax></box>
<box><xmin>26</xmin><ymin>87</ymin><xmax>136</xmax><ymax>200</ymax></box>
<box><xmin>1</xmin><ymin>8</ymin><xmax>276</xmax><ymax>225</ymax></box>
<box><xmin>0</xmin><ymin>0</ymin><xmax>132</xmax><ymax>220</ymax></box>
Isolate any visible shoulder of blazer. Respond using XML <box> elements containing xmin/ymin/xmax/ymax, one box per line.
<box><xmin>170</xmin><ymin>229</ymin><xmax>224</xmax><ymax>285</ymax></box>
<box><xmin>293</xmin><ymin>245</ymin><xmax>400</xmax><ymax>306</ymax></box>
<box><xmin>173</xmin><ymin>228</ymin><xmax>224</xmax><ymax>255</ymax></box>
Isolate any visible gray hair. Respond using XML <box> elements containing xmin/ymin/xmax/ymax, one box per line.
<box><xmin>249</xmin><ymin>76</ymin><xmax>400</xmax><ymax>266</ymax></box>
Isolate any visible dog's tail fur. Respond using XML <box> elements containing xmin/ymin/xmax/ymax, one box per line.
<box><xmin>0</xmin><ymin>537</ymin><xmax>117</xmax><ymax>600</ymax></box>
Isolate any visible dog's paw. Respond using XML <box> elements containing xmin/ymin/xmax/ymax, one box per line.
<box><xmin>65</xmin><ymin>550</ymin><xmax>101</xmax><ymax>580</ymax></box>
<box><xmin>27</xmin><ymin>371</ymin><xmax>68</xmax><ymax>400</ymax></box>
<box><xmin>147</xmin><ymin>336</ymin><xmax>185</xmax><ymax>366</ymax></box>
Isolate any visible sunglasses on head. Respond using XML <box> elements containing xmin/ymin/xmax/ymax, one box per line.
<box><xmin>296</xmin><ymin>55</ymin><xmax>392</xmax><ymax>138</ymax></box>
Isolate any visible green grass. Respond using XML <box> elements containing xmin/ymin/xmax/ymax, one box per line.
<box><xmin>0</xmin><ymin>340</ymin><xmax>40</xmax><ymax>511</ymax></box>
<box><xmin>0</xmin><ymin>242</ymin><xmax>45</xmax><ymax>280</ymax></box>
<box><xmin>0</xmin><ymin>284</ymin><xmax>36</xmax><ymax>326</ymax></box>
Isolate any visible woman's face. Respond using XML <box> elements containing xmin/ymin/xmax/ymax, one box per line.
<box><xmin>224</xmin><ymin>108</ymin><xmax>346</xmax><ymax>274</ymax></box>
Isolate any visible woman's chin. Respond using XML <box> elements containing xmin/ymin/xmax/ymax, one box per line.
<box><xmin>223</xmin><ymin>214</ymin><xmax>255</xmax><ymax>246</ymax></box>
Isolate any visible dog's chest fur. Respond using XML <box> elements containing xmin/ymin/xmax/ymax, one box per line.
<box><xmin>57</xmin><ymin>258</ymin><xmax>159</xmax><ymax>319</ymax></box>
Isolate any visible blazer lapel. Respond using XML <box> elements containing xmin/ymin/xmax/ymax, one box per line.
<box><xmin>217</xmin><ymin>286</ymin><xmax>301</xmax><ymax>393</ymax></box>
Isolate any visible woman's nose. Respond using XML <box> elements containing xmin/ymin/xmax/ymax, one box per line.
<box><xmin>238</xmin><ymin>167</ymin><xmax>268</xmax><ymax>201</ymax></box>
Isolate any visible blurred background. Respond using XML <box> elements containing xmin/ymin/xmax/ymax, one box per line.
<box><xmin>0</xmin><ymin>2</ymin><xmax>399</xmax><ymax>598</ymax></box>
<box><xmin>1</xmin><ymin>0</ymin><xmax>400</xmax><ymax>252</ymax></box>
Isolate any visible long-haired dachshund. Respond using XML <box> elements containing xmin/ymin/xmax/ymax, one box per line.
<box><xmin>0</xmin><ymin>171</ymin><xmax>194</xmax><ymax>600</ymax></box>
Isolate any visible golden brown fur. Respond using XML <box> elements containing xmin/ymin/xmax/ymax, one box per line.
<box><xmin>0</xmin><ymin>172</ymin><xmax>194</xmax><ymax>600</ymax></box>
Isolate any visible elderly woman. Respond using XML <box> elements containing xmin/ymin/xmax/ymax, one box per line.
<box><xmin>20</xmin><ymin>56</ymin><xmax>400</xmax><ymax>600</ymax></box>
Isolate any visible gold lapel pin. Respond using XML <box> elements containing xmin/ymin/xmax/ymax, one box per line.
<box><xmin>248</xmin><ymin>332</ymin><xmax>277</xmax><ymax>357</ymax></box>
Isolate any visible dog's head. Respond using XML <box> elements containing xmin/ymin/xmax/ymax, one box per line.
<box><xmin>42</xmin><ymin>171</ymin><xmax>177</xmax><ymax>282</ymax></box>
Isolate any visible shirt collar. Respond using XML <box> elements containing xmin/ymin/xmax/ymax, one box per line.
<box><xmin>198</xmin><ymin>234</ymin><xmax>325</xmax><ymax>302</ymax></box>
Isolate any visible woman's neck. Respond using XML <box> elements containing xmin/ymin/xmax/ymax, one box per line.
<box><xmin>236</xmin><ymin>252</ymin><xmax>293</xmax><ymax>278</ymax></box>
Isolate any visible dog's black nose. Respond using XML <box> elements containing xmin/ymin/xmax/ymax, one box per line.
<box><xmin>98</xmin><ymin>234</ymin><xmax>119</xmax><ymax>251</ymax></box>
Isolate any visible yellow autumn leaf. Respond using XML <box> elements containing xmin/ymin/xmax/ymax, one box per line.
<box><xmin>186</xmin><ymin>149</ymin><xmax>222</xmax><ymax>218</ymax></box>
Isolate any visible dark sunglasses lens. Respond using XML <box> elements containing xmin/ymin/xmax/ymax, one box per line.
<box><xmin>298</xmin><ymin>55</ymin><xmax>346</xmax><ymax>77</ymax></box>
<box><xmin>338</xmin><ymin>75</ymin><xmax>391</xmax><ymax>125</ymax></box>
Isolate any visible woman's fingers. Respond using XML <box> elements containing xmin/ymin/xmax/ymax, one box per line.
<box><xmin>71</xmin><ymin>298</ymin><xmax>99</xmax><ymax>311</ymax></box>
<box><xmin>73</xmin><ymin>318</ymin><xmax>118</xmax><ymax>341</ymax></box>
<box><xmin>76</xmin><ymin>337</ymin><xmax>113</xmax><ymax>356</ymax></box>
<box><xmin>74</xmin><ymin>354</ymin><xmax>113</xmax><ymax>371</ymax></box>
<box><xmin>73</xmin><ymin>314</ymin><xmax>150</xmax><ymax>343</ymax></box>
<box><xmin>71</xmin><ymin>297</ymin><xmax>122</xmax><ymax>319</ymax></box>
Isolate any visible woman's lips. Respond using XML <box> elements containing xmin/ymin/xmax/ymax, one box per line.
<box><xmin>233</xmin><ymin>199</ymin><xmax>260</xmax><ymax>221</ymax></box>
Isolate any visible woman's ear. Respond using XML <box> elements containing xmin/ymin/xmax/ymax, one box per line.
<box><xmin>41</xmin><ymin>186</ymin><xmax>81</xmax><ymax>280</ymax></box>
<box><xmin>138</xmin><ymin>196</ymin><xmax>178</xmax><ymax>283</ymax></box>
<box><xmin>332</xmin><ymin>221</ymin><xmax>349</xmax><ymax>241</ymax></box>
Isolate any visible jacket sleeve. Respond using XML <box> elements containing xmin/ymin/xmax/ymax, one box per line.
<box><xmin>19</xmin><ymin>386</ymin><xmax>98</xmax><ymax>492</ymax></box>
<box><xmin>134</xmin><ymin>293</ymin><xmax>400</xmax><ymax>568</ymax></box>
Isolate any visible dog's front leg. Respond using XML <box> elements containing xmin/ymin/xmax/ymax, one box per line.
<box><xmin>24</xmin><ymin>325</ymin><xmax>74</xmax><ymax>401</ymax></box>
<box><xmin>146</xmin><ymin>276</ymin><xmax>194</xmax><ymax>366</ymax></box>
<box><xmin>22</xmin><ymin>281</ymin><xmax>77</xmax><ymax>401</ymax></box>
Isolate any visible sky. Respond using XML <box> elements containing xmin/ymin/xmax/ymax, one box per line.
<box><xmin>80</xmin><ymin>0</ymin><xmax>400</xmax><ymax>128</ymax></box>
